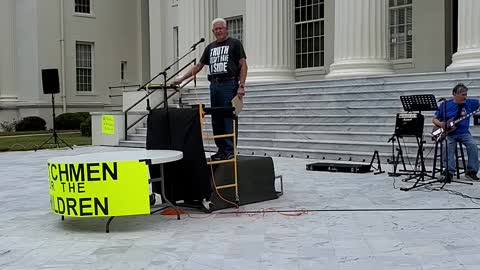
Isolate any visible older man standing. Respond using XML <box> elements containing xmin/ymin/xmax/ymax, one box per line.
<box><xmin>175</xmin><ymin>18</ymin><xmax>248</xmax><ymax>161</ymax></box>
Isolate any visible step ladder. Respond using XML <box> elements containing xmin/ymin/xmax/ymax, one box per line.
<box><xmin>199</xmin><ymin>104</ymin><xmax>239</xmax><ymax>205</ymax></box>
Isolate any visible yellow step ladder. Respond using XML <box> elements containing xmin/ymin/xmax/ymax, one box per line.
<box><xmin>199</xmin><ymin>104</ymin><xmax>239</xmax><ymax>204</ymax></box>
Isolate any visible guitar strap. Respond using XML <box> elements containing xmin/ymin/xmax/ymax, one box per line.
<box><xmin>455</xmin><ymin>103</ymin><xmax>464</xmax><ymax>119</ymax></box>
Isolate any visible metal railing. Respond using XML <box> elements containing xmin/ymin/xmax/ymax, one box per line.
<box><xmin>123</xmin><ymin>58</ymin><xmax>197</xmax><ymax>139</ymax></box>
<box><xmin>106</xmin><ymin>84</ymin><xmax>141</xmax><ymax>111</ymax></box>
<box><xmin>108</xmin><ymin>84</ymin><xmax>141</xmax><ymax>97</ymax></box>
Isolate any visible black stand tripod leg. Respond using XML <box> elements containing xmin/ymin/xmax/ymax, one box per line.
<box><xmin>35</xmin><ymin>132</ymin><xmax>74</xmax><ymax>151</ymax></box>
<box><xmin>396</xmin><ymin>138</ymin><xmax>407</xmax><ymax>171</ymax></box>
<box><xmin>55</xmin><ymin>133</ymin><xmax>73</xmax><ymax>149</ymax></box>
<box><xmin>400</xmin><ymin>179</ymin><xmax>438</xmax><ymax>191</ymax></box>
<box><xmin>440</xmin><ymin>179</ymin><xmax>473</xmax><ymax>189</ymax></box>
<box><xmin>35</xmin><ymin>134</ymin><xmax>55</xmax><ymax>151</ymax></box>
<box><xmin>35</xmin><ymin>93</ymin><xmax>73</xmax><ymax>151</ymax></box>
<box><xmin>388</xmin><ymin>137</ymin><xmax>408</xmax><ymax>177</ymax></box>
<box><xmin>105</xmin><ymin>216</ymin><xmax>115</xmax><ymax>233</ymax></box>
<box><xmin>369</xmin><ymin>150</ymin><xmax>385</xmax><ymax>175</ymax></box>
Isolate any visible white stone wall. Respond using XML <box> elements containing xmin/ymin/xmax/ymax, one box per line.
<box><xmin>3</xmin><ymin>0</ymin><xmax>480</xmax><ymax>129</ymax></box>
<box><xmin>0</xmin><ymin>0</ymin><xmax>150</xmax><ymax>128</ymax></box>
<box><xmin>149</xmin><ymin>0</ymin><xmax>475</xmax><ymax>82</ymax></box>
<box><xmin>447</xmin><ymin>0</ymin><xmax>480</xmax><ymax>71</ymax></box>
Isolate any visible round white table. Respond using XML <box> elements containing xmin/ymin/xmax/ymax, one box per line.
<box><xmin>48</xmin><ymin>149</ymin><xmax>183</xmax><ymax>232</ymax></box>
<box><xmin>47</xmin><ymin>150</ymin><xmax>183</xmax><ymax>164</ymax></box>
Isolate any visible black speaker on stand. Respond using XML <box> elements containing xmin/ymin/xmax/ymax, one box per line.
<box><xmin>35</xmin><ymin>69</ymin><xmax>72</xmax><ymax>151</ymax></box>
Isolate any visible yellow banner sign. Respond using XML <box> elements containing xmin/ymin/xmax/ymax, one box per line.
<box><xmin>48</xmin><ymin>160</ymin><xmax>150</xmax><ymax>217</ymax></box>
<box><xmin>102</xmin><ymin>115</ymin><xmax>115</xmax><ymax>135</ymax></box>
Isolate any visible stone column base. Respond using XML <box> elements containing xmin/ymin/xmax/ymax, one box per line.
<box><xmin>0</xmin><ymin>96</ymin><xmax>18</xmax><ymax>102</ymax></box>
<box><xmin>326</xmin><ymin>59</ymin><xmax>394</xmax><ymax>78</ymax></box>
<box><xmin>446</xmin><ymin>49</ymin><xmax>480</xmax><ymax>72</ymax></box>
<box><xmin>246</xmin><ymin>68</ymin><xmax>296</xmax><ymax>83</ymax></box>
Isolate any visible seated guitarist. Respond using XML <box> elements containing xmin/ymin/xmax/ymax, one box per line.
<box><xmin>433</xmin><ymin>83</ymin><xmax>479</xmax><ymax>182</ymax></box>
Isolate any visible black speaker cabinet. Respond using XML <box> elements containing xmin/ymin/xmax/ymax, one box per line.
<box><xmin>209</xmin><ymin>155</ymin><xmax>279</xmax><ymax>211</ymax></box>
<box><xmin>41</xmin><ymin>69</ymin><xmax>60</xmax><ymax>94</ymax></box>
<box><xmin>394</xmin><ymin>113</ymin><xmax>424</xmax><ymax>137</ymax></box>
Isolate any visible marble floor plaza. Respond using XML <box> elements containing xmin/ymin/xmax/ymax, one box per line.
<box><xmin>1</xmin><ymin>146</ymin><xmax>480</xmax><ymax>270</ymax></box>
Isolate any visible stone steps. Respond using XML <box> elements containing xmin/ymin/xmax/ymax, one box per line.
<box><xmin>182</xmin><ymin>93</ymin><xmax>480</xmax><ymax>109</ymax></box>
<box><xmin>238</xmin><ymin>114</ymin><xmax>396</xmax><ymax>124</ymax></box>
<box><xmin>119</xmin><ymin>71</ymin><xmax>480</xmax><ymax>163</ymax></box>
<box><xmin>181</xmin><ymin>74</ymin><xmax>480</xmax><ymax>95</ymax></box>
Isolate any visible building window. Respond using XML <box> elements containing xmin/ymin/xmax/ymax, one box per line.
<box><xmin>389</xmin><ymin>0</ymin><xmax>413</xmax><ymax>60</ymax></box>
<box><xmin>75</xmin><ymin>0</ymin><xmax>92</xmax><ymax>14</ymax></box>
<box><xmin>121</xmin><ymin>61</ymin><xmax>127</xmax><ymax>82</ymax></box>
<box><xmin>76</xmin><ymin>42</ymin><xmax>93</xmax><ymax>92</ymax></box>
<box><xmin>295</xmin><ymin>0</ymin><xmax>325</xmax><ymax>69</ymax></box>
<box><xmin>226</xmin><ymin>16</ymin><xmax>243</xmax><ymax>44</ymax></box>
<box><xmin>173</xmin><ymin>27</ymin><xmax>179</xmax><ymax>72</ymax></box>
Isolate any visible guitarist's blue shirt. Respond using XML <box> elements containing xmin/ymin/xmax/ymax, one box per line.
<box><xmin>434</xmin><ymin>99</ymin><xmax>479</xmax><ymax>135</ymax></box>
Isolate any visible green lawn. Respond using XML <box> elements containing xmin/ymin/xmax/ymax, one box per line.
<box><xmin>0</xmin><ymin>131</ymin><xmax>91</xmax><ymax>152</ymax></box>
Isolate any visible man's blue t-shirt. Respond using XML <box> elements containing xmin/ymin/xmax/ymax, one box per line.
<box><xmin>434</xmin><ymin>99</ymin><xmax>479</xmax><ymax>135</ymax></box>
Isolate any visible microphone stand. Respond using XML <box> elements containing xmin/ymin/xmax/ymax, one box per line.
<box><xmin>160</xmin><ymin>38</ymin><xmax>205</xmax><ymax>110</ymax></box>
<box><xmin>443</xmin><ymin>99</ymin><xmax>449</xmax><ymax>184</ymax></box>
<box><xmin>157</xmin><ymin>38</ymin><xmax>205</xmax><ymax>148</ymax></box>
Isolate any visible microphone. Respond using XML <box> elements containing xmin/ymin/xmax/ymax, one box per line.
<box><xmin>191</xmin><ymin>38</ymin><xmax>205</xmax><ymax>49</ymax></box>
<box><xmin>438</xmin><ymin>97</ymin><xmax>446</xmax><ymax>102</ymax></box>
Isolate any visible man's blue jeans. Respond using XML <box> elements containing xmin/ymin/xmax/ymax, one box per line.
<box><xmin>210</xmin><ymin>80</ymin><xmax>238</xmax><ymax>154</ymax></box>
<box><xmin>445</xmin><ymin>132</ymin><xmax>479</xmax><ymax>174</ymax></box>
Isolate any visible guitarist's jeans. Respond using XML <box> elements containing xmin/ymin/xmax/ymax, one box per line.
<box><xmin>445</xmin><ymin>133</ymin><xmax>479</xmax><ymax>174</ymax></box>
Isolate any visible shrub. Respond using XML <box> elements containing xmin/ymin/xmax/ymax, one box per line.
<box><xmin>0</xmin><ymin>119</ymin><xmax>17</xmax><ymax>132</ymax></box>
<box><xmin>80</xmin><ymin>116</ymin><xmax>91</xmax><ymax>137</ymax></box>
<box><xmin>55</xmin><ymin>112</ymin><xmax>90</xmax><ymax>130</ymax></box>
<box><xmin>15</xmin><ymin>116</ymin><xmax>47</xmax><ymax>131</ymax></box>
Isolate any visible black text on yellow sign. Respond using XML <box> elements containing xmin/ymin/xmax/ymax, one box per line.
<box><xmin>48</xmin><ymin>161</ymin><xmax>150</xmax><ymax>217</ymax></box>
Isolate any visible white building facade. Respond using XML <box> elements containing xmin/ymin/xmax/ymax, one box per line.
<box><xmin>1</xmin><ymin>0</ymin><xmax>480</xmax><ymax>128</ymax></box>
<box><xmin>0</xmin><ymin>0</ymin><xmax>150</xmax><ymax>127</ymax></box>
<box><xmin>152</xmin><ymin>0</ymin><xmax>480</xmax><ymax>81</ymax></box>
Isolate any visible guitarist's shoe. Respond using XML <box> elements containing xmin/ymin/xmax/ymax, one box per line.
<box><xmin>465</xmin><ymin>171</ymin><xmax>480</xmax><ymax>181</ymax></box>
<box><xmin>441</xmin><ymin>173</ymin><xmax>453</xmax><ymax>183</ymax></box>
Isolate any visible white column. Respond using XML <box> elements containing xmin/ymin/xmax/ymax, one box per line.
<box><xmin>327</xmin><ymin>0</ymin><xmax>393</xmax><ymax>78</ymax></box>
<box><xmin>245</xmin><ymin>0</ymin><xmax>295</xmax><ymax>82</ymax></box>
<box><xmin>0</xmin><ymin>0</ymin><xmax>17</xmax><ymax>102</ymax></box>
<box><xmin>446</xmin><ymin>0</ymin><xmax>480</xmax><ymax>71</ymax></box>
<box><xmin>178</xmin><ymin>0</ymin><xmax>217</xmax><ymax>84</ymax></box>
<box><xmin>148</xmin><ymin>0</ymin><xmax>164</xmax><ymax>80</ymax></box>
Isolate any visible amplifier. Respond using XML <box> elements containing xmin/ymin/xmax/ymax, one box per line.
<box><xmin>394</xmin><ymin>113</ymin><xmax>424</xmax><ymax>137</ymax></box>
<box><xmin>306</xmin><ymin>162</ymin><xmax>371</xmax><ymax>173</ymax></box>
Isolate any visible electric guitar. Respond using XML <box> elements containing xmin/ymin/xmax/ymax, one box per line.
<box><xmin>431</xmin><ymin>108</ymin><xmax>480</xmax><ymax>142</ymax></box>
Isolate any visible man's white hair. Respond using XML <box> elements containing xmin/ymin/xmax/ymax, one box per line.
<box><xmin>211</xmin><ymin>18</ymin><xmax>227</xmax><ymax>29</ymax></box>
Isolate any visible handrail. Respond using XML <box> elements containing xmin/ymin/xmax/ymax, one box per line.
<box><xmin>108</xmin><ymin>84</ymin><xmax>141</xmax><ymax>89</ymax></box>
<box><xmin>123</xmin><ymin>59</ymin><xmax>197</xmax><ymax>139</ymax></box>
<box><xmin>107</xmin><ymin>84</ymin><xmax>141</xmax><ymax>106</ymax></box>
<box><xmin>124</xmin><ymin>90</ymin><xmax>180</xmax><ymax>133</ymax></box>
<box><xmin>123</xmin><ymin>37</ymin><xmax>205</xmax><ymax>140</ymax></box>
<box><xmin>124</xmin><ymin>58</ymin><xmax>196</xmax><ymax>114</ymax></box>
<box><xmin>124</xmin><ymin>78</ymin><xmax>196</xmax><ymax>138</ymax></box>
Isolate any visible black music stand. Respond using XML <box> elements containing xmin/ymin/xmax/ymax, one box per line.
<box><xmin>396</xmin><ymin>95</ymin><xmax>438</xmax><ymax>191</ymax></box>
<box><xmin>400</xmin><ymin>94</ymin><xmax>438</xmax><ymax>113</ymax></box>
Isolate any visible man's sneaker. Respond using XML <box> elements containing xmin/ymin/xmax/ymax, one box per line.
<box><xmin>441</xmin><ymin>172</ymin><xmax>453</xmax><ymax>183</ymax></box>
<box><xmin>224</xmin><ymin>152</ymin><xmax>234</xmax><ymax>160</ymax></box>
<box><xmin>465</xmin><ymin>171</ymin><xmax>480</xmax><ymax>181</ymax></box>
<box><xmin>210</xmin><ymin>151</ymin><xmax>225</xmax><ymax>161</ymax></box>
<box><xmin>149</xmin><ymin>193</ymin><xmax>162</xmax><ymax>206</ymax></box>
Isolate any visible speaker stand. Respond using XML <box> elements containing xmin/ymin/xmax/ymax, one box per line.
<box><xmin>35</xmin><ymin>93</ymin><xmax>73</xmax><ymax>151</ymax></box>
